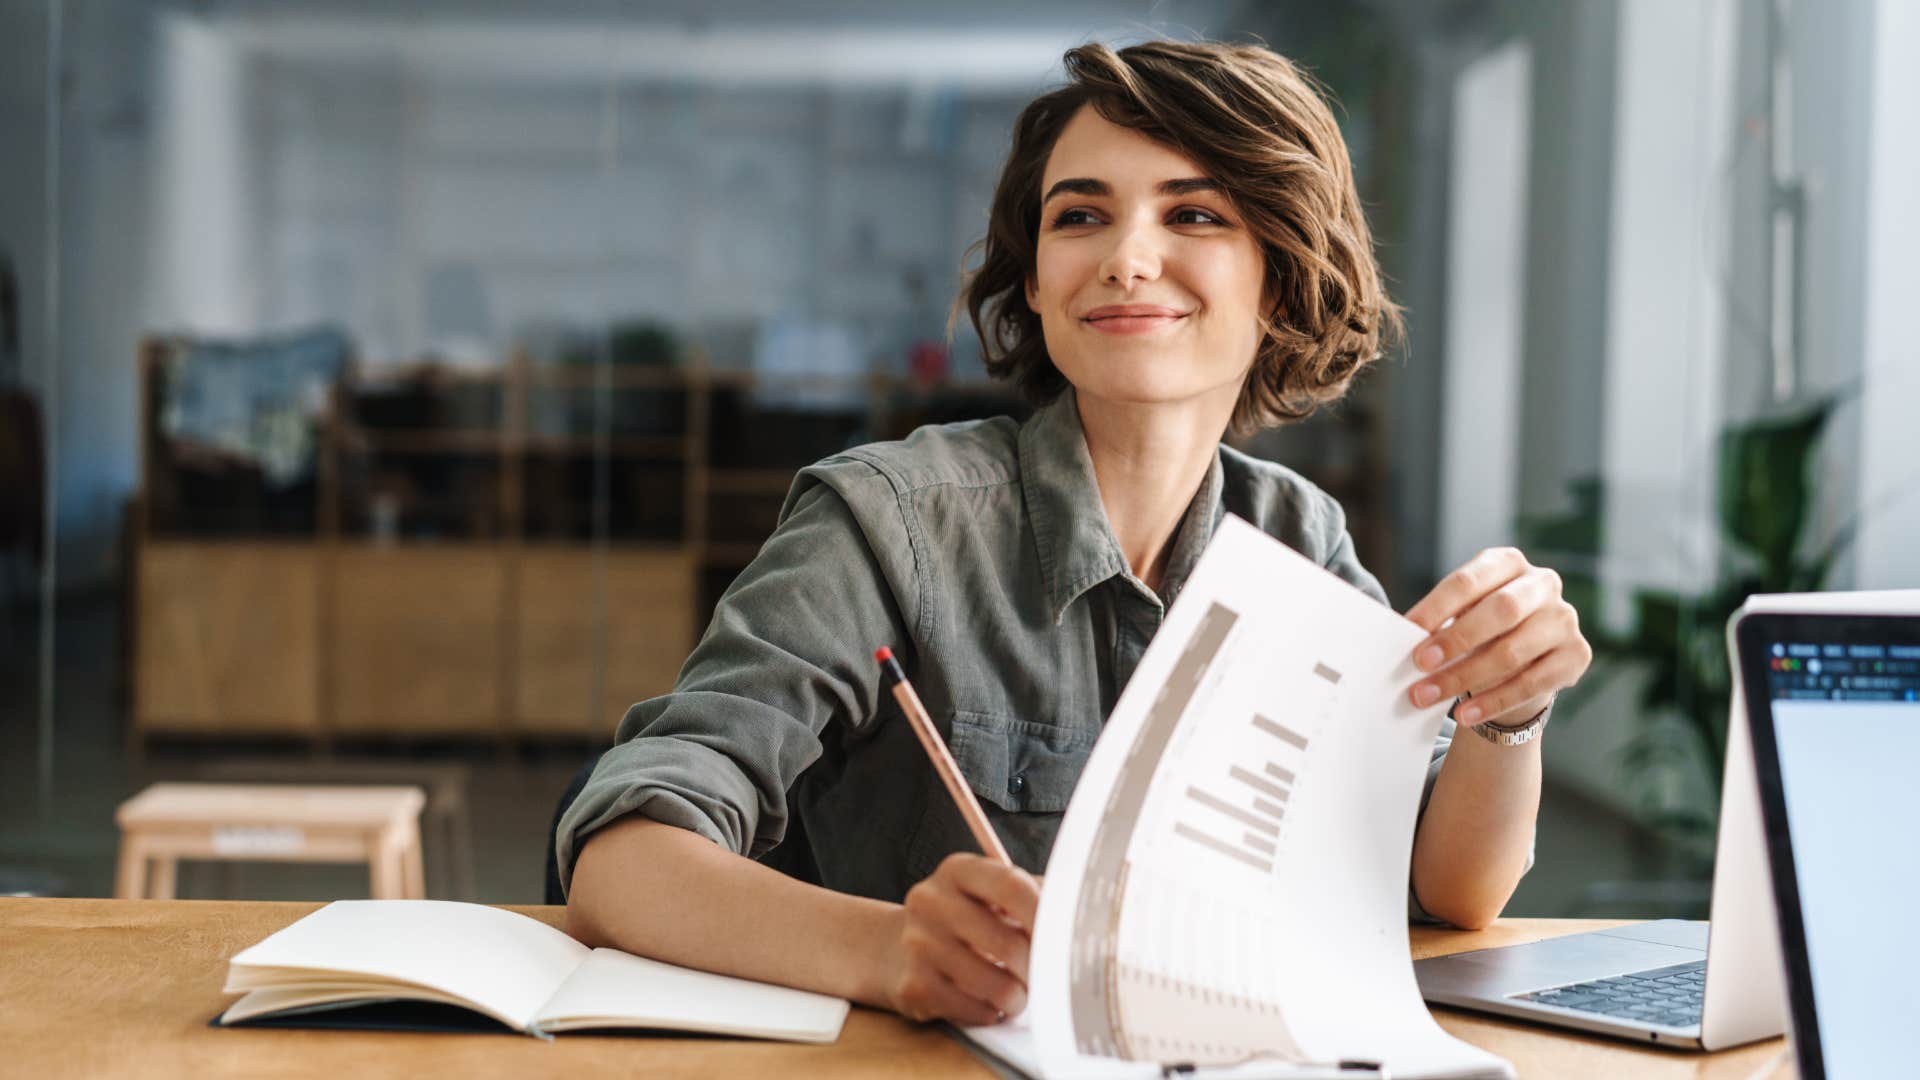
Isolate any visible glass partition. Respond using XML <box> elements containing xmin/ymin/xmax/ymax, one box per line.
<box><xmin>2</xmin><ymin>0</ymin><xmax>1910</xmax><ymax>911</ymax></box>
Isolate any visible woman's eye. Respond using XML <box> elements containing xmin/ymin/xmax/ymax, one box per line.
<box><xmin>1050</xmin><ymin>208</ymin><xmax>1100</xmax><ymax>228</ymax></box>
<box><xmin>1171</xmin><ymin>207</ymin><xmax>1225</xmax><ymax>226</ymax></box>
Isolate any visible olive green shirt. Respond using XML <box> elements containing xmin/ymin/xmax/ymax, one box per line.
<box><xmin>555</xmin><ymin>390</ymin><xmax>1459</xmax><ymax>915</ymax></box>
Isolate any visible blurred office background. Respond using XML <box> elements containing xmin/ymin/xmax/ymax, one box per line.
<box><xmin>1</xmin><ymin>0</ymin><xmax>1914</xmax><ymax>911</ymax></box>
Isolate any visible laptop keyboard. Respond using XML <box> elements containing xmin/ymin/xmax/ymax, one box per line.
<box><xmin>1512</xmin><ymin>959</ymin><xmax>1706</xmax><ymax>1029</ymax></box>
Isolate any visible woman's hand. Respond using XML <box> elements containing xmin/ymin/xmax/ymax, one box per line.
<box><xmin>1404</xmin><ymin>547</ymin><xmax>1592</xmax><ymax>726</ymax></box>
<box><xmin>878</xmin><ymin>853</ymin><xmax>1039</xmax><ymax>1026</ymax></box>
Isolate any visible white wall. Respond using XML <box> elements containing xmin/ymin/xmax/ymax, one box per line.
<box><xmin>1774</xmin><ymin>0</ymin><xmax>1877</xmax><ymax>582</ymax></box>
<box><xmin>1437</xmin><ymin>41</ymin><xmax>1530</xmax><ymax>574</ymax></box>
<box><xmin>1853</xmin><ymin>0</ymin><xmax>1920</xmax><ymax>588</ymax></box>
<box><xmin>1714</xmin><ymin>0</ymin><xmax>1916</xmax><ymax>590</ymax></box>
<box><xmin>234</xmin><ymin>60</ymin><xmax>1026</xmax><ymax>371</ymax></box>
<box><xmin>33</xmin><ymin>0</ymin><xmax>153</xmax><ymax>589</ymax></box>
<box><xmin>151</xmin><ymin>16</ymin><xmax>254</xmax><ymax>336</ymax></box>
<box><xmin>1512</xmin><ymin>0</ymin><xmax>1614</xmax><ymax>535</ymax></box>
<box><xmin>1596</xmin><ymin>0</ymin><xmax>1735</xmax><ymax>632</ymax></box>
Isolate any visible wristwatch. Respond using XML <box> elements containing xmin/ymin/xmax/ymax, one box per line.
<box><xmin>1455</xmin><ymin>695</ymin><xmax>1552</xmax><ymax>747</ymax></box>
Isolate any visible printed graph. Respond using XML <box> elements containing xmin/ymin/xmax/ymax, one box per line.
<box><xmin>1171</xmin><ymin>662</ymin><xmax>1339</xmax><ymax>874</ymax></box>
<box><xmin>1040</xmin><ymin>517</ymin><xmax>1462</xmax><ymax>1073</ymax></box>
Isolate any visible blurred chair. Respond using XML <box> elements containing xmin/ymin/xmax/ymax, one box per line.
<box><xmin>114</xmin><ymin>782</ymin><xmax>425</xmax><ymax>900</ymax></box>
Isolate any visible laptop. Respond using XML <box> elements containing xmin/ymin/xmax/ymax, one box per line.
<box><xmin>1413</xmin><ymin>591</ymin><xmax>1919</xmax><ymax>1050</ymax></box>
<box><xmin>1736</xmin><ymin>603</ymin><xmax>1920</xmax><ymax>1079</ymax></box>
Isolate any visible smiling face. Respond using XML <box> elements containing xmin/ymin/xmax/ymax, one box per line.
<box><xmin>1024</xmin><ymin>106</ymin><xmax>1269</xmax><ymax>420</ymax></box>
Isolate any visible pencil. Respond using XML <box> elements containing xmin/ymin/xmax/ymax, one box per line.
<box><xmin>874</xmin><ymin>646</ymin><xmax>1014</xmax><ymax>866</ymax></box>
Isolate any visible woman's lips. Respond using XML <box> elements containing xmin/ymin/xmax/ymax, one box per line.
<box><xmin>1081</xmin><ymin>306</ymin><xmax>1190</xmax><ymax>335</ymax></box>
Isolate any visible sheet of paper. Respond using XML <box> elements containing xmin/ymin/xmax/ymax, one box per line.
<box><xmin>1024</xmin><ymin>515</ymin><xmax>1512</xmax><ymax>1080</ymax></box>
<box><xmin>958</xmin><ymin>1015</ymin><xmax>1406</xmax><ymax>1080</ymax></box>
<box><xmin>226</xmin><ymin>900</ymin><xmax>590</xmax><ymax>1031</ymax></box>
<box><xmin>533</xmin><ymin>947</ymin><xmax>849</xmax><ymax>1042</ymax></box>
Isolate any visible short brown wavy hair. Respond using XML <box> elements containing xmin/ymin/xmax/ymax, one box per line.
<box><xmin>960</xmin><ymin>40</ymin><xmax>1402</xmax><ymax>433</ymax></box>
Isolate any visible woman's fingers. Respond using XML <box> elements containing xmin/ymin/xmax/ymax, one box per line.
<box><xmin>920</xmin><ymin>862</ymin><xmax>1033</xmax><ymax>985</ymax></box>
<box><xmin>892</xmin><ymin>854</ymin><xmax>1039</xmax><ymax>1025</ymax></box>
<box><xmin>908</xmin><ymin>922</ymin><xmax>1028</xmax><ymax>1017</ymax></box>
<box><xmin>1412</xmin><ymin>602</ymin><xmax>1566</xmax><ymax>710</ymax></box>
<box><xmin>1450</xmin><ymin>634</ymin><xmax>1590</xmax><ymax>724</ymax></box>
<box><xmin>1405</xmin><ymin>547</ymin><xmax>1530</xmax><ymax>635</ymax></box>
<box><xmin>1414</xmin><ymin>565</ymin><xmax>1560</xmax><ymax>672</ymax></box>
<box><xmin>893</xmin><ymin>960</ymin><xmax>1008</xmax><ymax>1027</ymax></box>
<box><xmin>945</xmin><ymin>854</ymin><xmax>1041</xmax><ymax>937</ymax></box>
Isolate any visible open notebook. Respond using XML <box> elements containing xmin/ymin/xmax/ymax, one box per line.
<box><xmin>217</xmin><ymin>900</ymin><xmax>849</xmax><ymax>1043</ymax></box>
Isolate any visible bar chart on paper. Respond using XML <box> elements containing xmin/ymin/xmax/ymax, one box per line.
<box><xmin>1026</xmin><ymin>514</ymin><xmax>1511</xmax><ymax>1080</ymax></box>
<box><xmin>1062</xmin><ymin>596</ymin><xmax>1361</xmax><ymax>1063</ymax></box>
<box><xmin>1175</xmin><ymin>696</ymin><xmax>1328</xmax><ymax>875</ymax></box>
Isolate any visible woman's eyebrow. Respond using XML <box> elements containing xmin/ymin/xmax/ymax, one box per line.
<box><xmin>1042</xmin><ymin>178</ymin><xmax>1108</xmax><ymax>203</ymax></box>
<box><xmin>1040</xmin><ymin>176</ymin><xmax>1223</xmax><ymax>204</ymax></box>
<box><xmin>1157</xmin><ymin>177</ymin><xmax>1222</xmax><ymax>196</ymax></box>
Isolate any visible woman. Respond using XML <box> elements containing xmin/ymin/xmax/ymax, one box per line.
<box><xmin>563</xmin><ymin>40</ymin><xmax>1591</xmax><ymax>1027</ymax></box>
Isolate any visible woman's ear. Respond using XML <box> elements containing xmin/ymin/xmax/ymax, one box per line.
<box><xmin>1024</xmin><ymin>275</ymin><xmax>1039</xmax><ymax>313</ymax></box>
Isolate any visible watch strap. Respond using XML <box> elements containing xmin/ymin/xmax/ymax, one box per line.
<box><xmin>1462</xmin><ymin>699</ymin><xmax>1551</xmax><ymax>747</ymax></box>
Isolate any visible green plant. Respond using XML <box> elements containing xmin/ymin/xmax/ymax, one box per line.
<box><xmin>1519</xmin><ymin>395</ymin><xmax>1851</xmax><ymax>862</ymax></box>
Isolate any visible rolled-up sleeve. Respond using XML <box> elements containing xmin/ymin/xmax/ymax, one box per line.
<box><xmin>553</xmin><ymin>459</ymin><xmax>918</xmax><ymax>896</ymax></box>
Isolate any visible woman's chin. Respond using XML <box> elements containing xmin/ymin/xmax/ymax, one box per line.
<box><xmin>1057</xmin><ymin>358</ymin><xmax>1245</xmax><ymax>411</ymax></box>
<box><xmin>1065</xmin><ymin>377</ymin><xmax>1232</xmax><ymax>412</ymax></box>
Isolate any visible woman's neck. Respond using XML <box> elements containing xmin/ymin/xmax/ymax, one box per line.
<box><xmin>1074</xmin><ymin>389</ymin><xmax>1236</xmax><ymax>595</ymax></box>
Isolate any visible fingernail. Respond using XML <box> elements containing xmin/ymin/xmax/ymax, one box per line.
<box><xmin>996</xmin><ymin>1010</ymin><xmax>1007</xmax><ymax>1023</ymax></box>
<box><xmin>1458</xmin><ymin>702</ymin><xmax>1483</xmax><ymax>724</ymax></box>
<box><xmin>1414</xmin><ymin>683</ymin><xmax>1440</xmax><ymax>707</ymax></box>
<box><xmin>1416</xmin><ymin>644</ymin><xmax>1445</xmax><ymax>671</ymax></box>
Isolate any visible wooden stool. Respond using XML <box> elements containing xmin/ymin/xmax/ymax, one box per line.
<box><xmin>186</xmin><ymin>759</ymin><xmax>476</xmax><ymax>900</ymax></box>
<box><xmin>113</xmin><ymin>783</ymin><xmax>426</xmax><ymax>900</ymax></box>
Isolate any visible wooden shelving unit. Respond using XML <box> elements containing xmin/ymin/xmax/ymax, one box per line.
<box><xmin>131</xmin><ymin>339</ymin><xmax>1020</xmax><ymax>743</ymax></box>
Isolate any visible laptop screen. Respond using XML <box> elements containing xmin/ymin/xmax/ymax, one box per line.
<box><xmin>1746</xmin><ymin>618</ymin><xmax>1920</xmax><ymax>1079</ymax></box>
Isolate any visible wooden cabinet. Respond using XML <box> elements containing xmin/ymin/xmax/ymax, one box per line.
<box><xmin>136</xmin><ymin>542</ymin><xmax>321</xmax><ymax>735</ymax></box>
<box><xmin>135</xmin><ymin>541</ymin><xmax>697</xmax><ymax>739</ymax></box>
<box><xmin>329</xmin><ymin>545</ymin><xmax>510</xmax><ymax>736</ymax></box>
<box><xmin>131</xmin><ymin>341</ymin><xmax>1017</xmax><ymax>741</ymax></box>
<box><xmin>514</xmin><ymin>548</ymin><xmax>696</xmax><ymax>738</ymax></box>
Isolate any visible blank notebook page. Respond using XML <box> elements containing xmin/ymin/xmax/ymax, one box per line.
<box><xmin>227</xmin><ymin>900</ymin><xmax>590</xmax><ymax>1030</ymax></box>
<box><xmin>533</xmin><ymin>948</ymin><xmax>850</xmax><ymax>1042</ymax></box>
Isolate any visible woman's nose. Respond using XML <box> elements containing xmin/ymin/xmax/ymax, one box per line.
<box><xmin>1097</xmin><ymin>221</ymin><xmax>1163</xmax><ymax>289</ymax></box>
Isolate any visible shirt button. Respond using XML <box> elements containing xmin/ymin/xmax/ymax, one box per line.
<box><xmin>1007</xmin><ymin>774</ymin><xmax>1026</xmax><ymax>797</ymax></box>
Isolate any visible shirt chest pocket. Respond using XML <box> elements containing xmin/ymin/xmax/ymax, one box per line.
<box><xmin>902</xmin><ymin>710</ymin><xmax>1096</xmax><ymax>880</ymax></box>
<box><xmin>945</xmin><ymin>710</ymin><xmax>1094</xmax><ymax>813</ymax></box>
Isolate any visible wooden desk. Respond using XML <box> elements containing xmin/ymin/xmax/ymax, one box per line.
<box><xmin>0</xmin><ymin>899</ymin><xmax>1792</xmax><ymax>1079</ymax></box>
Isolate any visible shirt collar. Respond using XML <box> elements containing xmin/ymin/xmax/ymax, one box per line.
<box><xmin>1018</xmin><ymin>389</ymin><xmax>1225</xmax><ymax>624</ymax></box>
<box><xmin>1157</xmin><ymin>445</ymin><xmax>1226</xmax><ymax>611</ymax></box>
